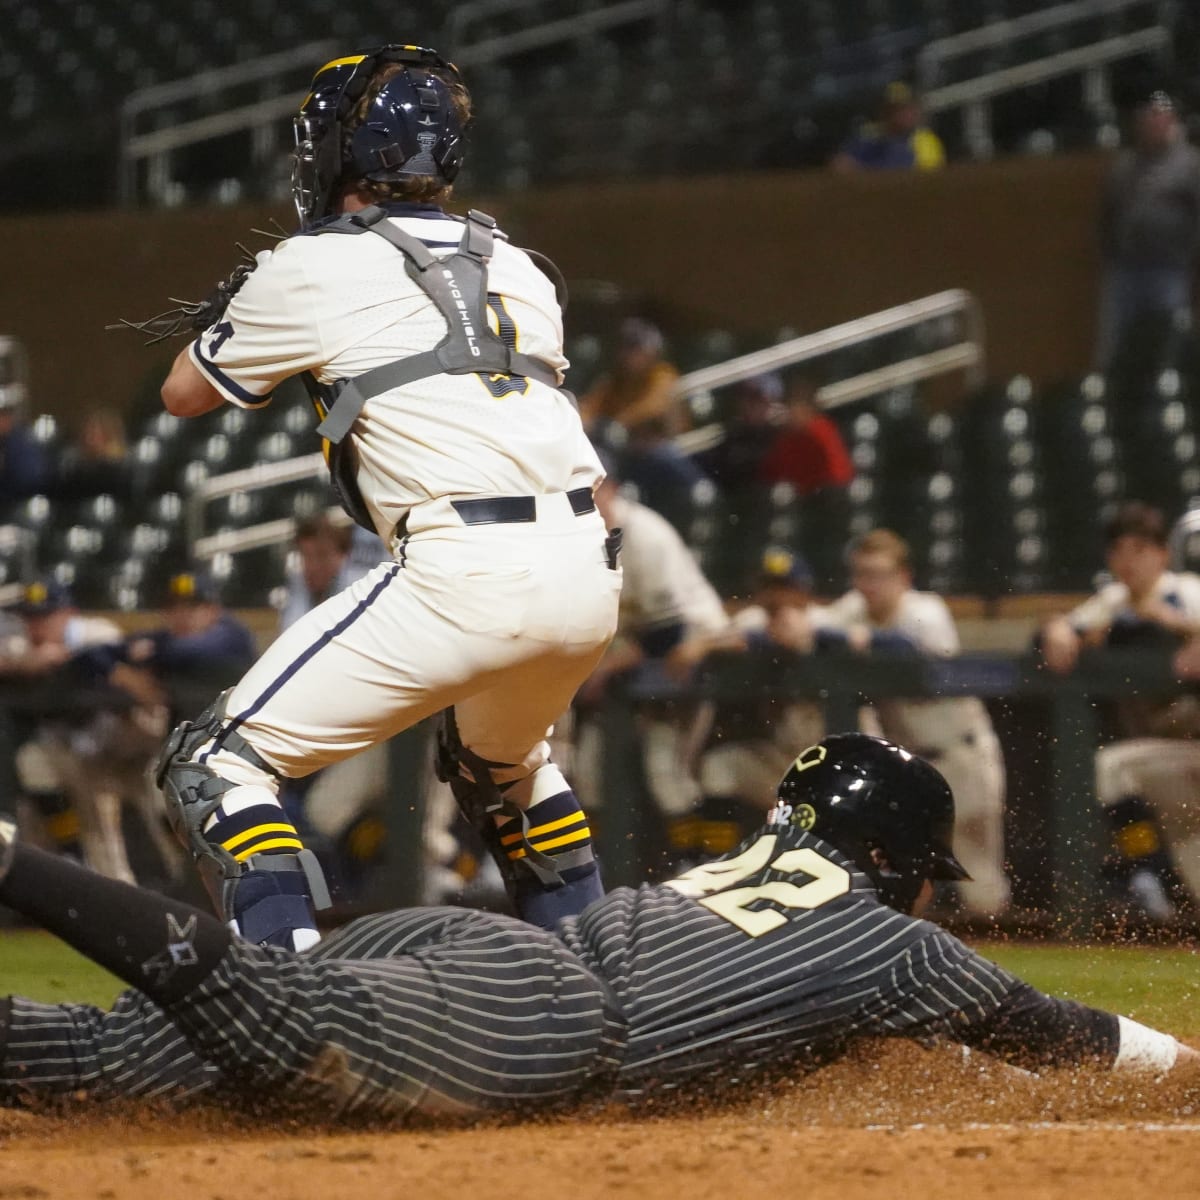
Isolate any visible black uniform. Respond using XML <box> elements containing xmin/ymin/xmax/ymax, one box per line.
<box><xmin>0</xmin><ymin>822</ymin><xmax>1118</xmax><ymax>1117</ymax></box>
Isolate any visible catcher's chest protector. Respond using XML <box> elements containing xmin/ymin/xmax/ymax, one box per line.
<box><xmin>301</xmin><ymin>205</ymin><xmax>565</xmax><ymax>531</ymax></box>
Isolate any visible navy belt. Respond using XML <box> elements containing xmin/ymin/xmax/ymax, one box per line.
<box><xmin>451</xmin><ymin>487</ymin><xmax>595</xmax><ymax>526</ymax></box>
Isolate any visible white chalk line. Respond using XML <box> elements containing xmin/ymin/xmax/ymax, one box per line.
<box><xmin>863</xmin><ymin>1121</ymin><xmax>1200</xmax><ymax>1133</ymax></box>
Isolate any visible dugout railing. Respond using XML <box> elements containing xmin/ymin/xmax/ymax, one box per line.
<box><xmin>373</xmin><ymin>646</ymin><xmax>1190</xmax><ymax>931</ymax></box>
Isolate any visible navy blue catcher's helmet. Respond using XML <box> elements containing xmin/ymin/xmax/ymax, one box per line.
<box><xmin>772</xmin><ymin>733</ymin><xmax>969</xmax><ymax>912</ymax></box>
<box><xmin>292</xmin><ymin>44</ymin><xmax>467</xmax><ymax>229</ymax></box>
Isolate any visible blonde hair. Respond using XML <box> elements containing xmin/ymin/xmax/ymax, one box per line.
<box><xmin>849</xmin><ymin>528</ymin><xmax>911</xmax><ymax>571</ymax></box>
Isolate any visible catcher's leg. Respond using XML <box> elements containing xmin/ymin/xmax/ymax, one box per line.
<box><xmin>437</xmin><ymin>698</ymin><xmax>603</xmax><ymax>932</ymax></box>
<box><xmin>156</xmin><ymin>691</ymin><xmax>330</xmax><ymax>951</ymax></box>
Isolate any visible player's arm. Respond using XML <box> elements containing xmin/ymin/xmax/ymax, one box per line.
<box><xmin>162</xmin><ymin>347</ymin><xmax>226</xmax><ymax>417</ymax></box>
<box><xmin>954</xmin><ymin>982</ymin><xmax>1191</xmax><ymax>1073</ymax></box>
<box><xmin>1040</xmin><ymin>586</ymin><xmax>1120</xmax><ymax>673</ymax></box>
<box><xmin>906</xmin><ymin>930</ymin><xmax>1191</xmax><ymax>1074</ymax></box>
<box><xmin>163</xmin><ymin>246</ymin><xmax>320</xmax><ymax>418</ymax></box>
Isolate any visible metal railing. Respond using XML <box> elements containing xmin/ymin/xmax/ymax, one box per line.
<box><xmin>917</xmin><ymin>0</ymin><xmax>1171</xmax><ymax>91</ymax></box>
<box><xmin>672</xmin><ymin>289</ymin><xmax>984</xmax><ymax>453</ymax></box>
<box><xmin>920</xmin><ymin>0</ymin><xmax>1176</xmax><ymax>159</ymax></box>
<box><xmin>186</xmin><ymin>452</ymin><xmax>330</xmax><ymax>563</ymax></box>
<box><xmin>118</xmin><ymin>41</ymin><xmax>335</xmax><ymax>206</ymax></box>
<box><xmin>449</xmin><ymin>0</ymin><xmax>667</xmax><ymax>65</ymax></box>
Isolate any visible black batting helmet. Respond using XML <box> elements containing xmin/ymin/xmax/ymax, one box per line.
<box><xmin>772</xmin><ymin>733</ymin><xmax>969</xmax><ymax>912</ymax></box>
<box><xmin>292</xmin><ymin>44</ymin><xmax>467</xmax><ymax>229</ymax></box>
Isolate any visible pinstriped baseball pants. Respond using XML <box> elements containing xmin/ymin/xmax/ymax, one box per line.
<box><xmin>0</xmin><ymin>907</ymin><xmax>626</xmax><ymax>1119</ymax></box>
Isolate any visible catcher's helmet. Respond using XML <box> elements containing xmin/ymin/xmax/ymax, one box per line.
<box><xmin>772</xmin><ymin>733</ymin><xmax>969</xmax><ymax>912</ymax></box>
<box><xmin>292</xmin><ymin>44</ymin><xmax>466</xmax><ymax>229</ymax></box>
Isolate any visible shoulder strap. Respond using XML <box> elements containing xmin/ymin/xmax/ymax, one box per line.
<box><xmin>315</xmin><ymin>208</ymin><xmax>562</xmax><ymax>444</ymax></box>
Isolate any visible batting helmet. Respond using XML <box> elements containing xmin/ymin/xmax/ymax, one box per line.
<box><xmin>292</xmin><ymin>44</ymin><xmax>467</xmax><ymax>229</ymax></box>
<box><xmin>772</xmin><ymin>733</ymin><xmax>969</xmax><ymax>912</ymax></box>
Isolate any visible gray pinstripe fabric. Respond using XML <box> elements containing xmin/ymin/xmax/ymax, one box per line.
<box><xmin>560</xmin><ymin>829</ymin><xmax>1021</xmax><ymax>1096</ymax></box>
<box><xmin>1</xmin><ymin>830</ymin><xmax>1023</xmax><ymax>1117</ymax></box>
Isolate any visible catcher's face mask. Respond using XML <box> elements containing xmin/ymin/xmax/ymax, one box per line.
<box><xmin>291</xmin><ymin>44</ymin><xmax>465</xmax><ymax>230</ymax></box>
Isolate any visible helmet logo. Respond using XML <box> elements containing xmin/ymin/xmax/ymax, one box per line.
<box><xmin>792</xmin><ymin>803</ymin><xmax>818</xmax><ymax>830</ymax></box>
<box><xmin>792</xmin><ymin>743</ymin><xmax>828</xmax><ymax>773</ymax></box>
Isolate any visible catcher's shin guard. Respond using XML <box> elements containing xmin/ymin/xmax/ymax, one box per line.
<box><xmin>156</xmin><ymin>695</ymin><xmax>331</xmax><ymax>949</ymax></box>
<box><xmin>435</xmin><ymin>711</ymin><xmax>601</xmax><ymax>927</ymax></box>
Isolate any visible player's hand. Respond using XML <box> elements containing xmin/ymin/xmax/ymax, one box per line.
<box><xmin>663</xmin><ymin>638</ymin><xmax>707</xmax><ymax>683</ymax></box>
<box><xmin>1174</xmin><ymin>637</ymin><xmax>1200</xmax><ymax>680</ymax></box>
<box><xmin>20</xmin><ymin>642</ymin><xmax>71</xmax><ymax>674</ymax></box>
<box><xmin>1040</xmin><ymin>618</ymin><xmax>1080</xmax><ymax>674</ymax></box>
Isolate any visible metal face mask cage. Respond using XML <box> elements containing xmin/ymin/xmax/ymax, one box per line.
<box><xmin>291</xmin><ymin>44</ymin><xmax>464</xmax><ymax>229</ymax></box>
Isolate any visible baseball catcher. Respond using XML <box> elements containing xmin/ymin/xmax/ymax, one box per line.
<box><xmin>117</xmin><ymin>44</ymin><xmax>621</xmax><ymax>949</ymax></box>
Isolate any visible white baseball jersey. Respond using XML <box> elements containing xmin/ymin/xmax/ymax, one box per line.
<box><xmin>173</xmin><ymin>204</ymin><xmax>621</xmax><ymax>880</ymax></box>
<box><xmin>190</xmin><ymin>207</ymin><xmax>603</xmax><ymax>543</ymax></box>
<box><xmin>821</xmin><ymin>588</ymin><xmax>990</xmax><ymax>752</ymax></box>
<box><xmin>607</xmin><ymin>492</ymin><xmax>729</xmax><ymax>641</ymax></box>
<box><xmin>821</xmin><ymin>588</ymin><xmax>1008</xmax><ymax>915</ymax></box>
<box><xmin>1067</xmin><ymin>570</ymin><xmax>1200</xmax><ymax>632</ymax></box>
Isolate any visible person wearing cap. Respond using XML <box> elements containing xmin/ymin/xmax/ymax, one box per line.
<box><xmin>123</xmin><ymin>571</ymin><xmax>255</xmax><ymax>694</ymax></box>
<box><xmin>832</xmin><ymin>82</ymin><xmax>945</xmax><ymax>172</ymax></box>
<box><xmin>571</xmin><ymin>461</ymin><xmax>731</xmax><ymax>849</ymax></box>
<box><xmin>695</xmin><ymin>372</ymin><xmax>786</xmax><ymax>493</ymax></box>
<box><xmin>1097</xmin><ymin>90</ymin><xmax>1200</xmax><ymax>367</ymax></box>
<box><xmin>0</xmin><ymin>580</ymin><xmax>131</xmax><ymax>881</ymax></box>
<box><xmin>819</xmin><ymin>529</ymin><xmax>1009</xmax><ymax>918</ymax></box>
<box><xmin>660</xmin><ymin>549</ymin><xmax>836</xmax><ymax>869</ymax></box>
<box><xmin>0</xmin><ymin>343</ymin><xmax>52</xmax><ymax>505</ymax></box>
<box><xmin>578</xmin><ymin>317</ymin><xmax>684</xmax><ymax>439</ymax></box>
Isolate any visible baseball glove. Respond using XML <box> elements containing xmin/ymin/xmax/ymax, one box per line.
<box><xmin>108</xmin><ymin>222</ymin><xmax>286</xmax><ymax>345</ymax></box>
<box><xmin>107</xmin><ymin>260</ymin><xmax>257</xmax><ymax>345</ymax></box>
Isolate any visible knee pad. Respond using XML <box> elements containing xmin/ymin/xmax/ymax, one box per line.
<box><xmin>156</xmin><ymin>696</ymin><xmax>332</xmax><ymax>930</ymax></box>
<box><xmin>435</xmin><ymin>710</ymin><xmax>571</xmax><ymax>893</ymax></box>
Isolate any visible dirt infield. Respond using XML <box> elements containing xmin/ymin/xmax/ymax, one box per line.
<box><xmin>3</xmin><ymin>1044</ymin><xmax>1199</xmax><ymax>1200</ymax></box>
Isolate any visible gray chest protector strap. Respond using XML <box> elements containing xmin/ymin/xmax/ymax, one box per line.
<box><xmin>312</xmin><ymin>205</ymin><xmax>563</xmax><ymax>446</ymax></box>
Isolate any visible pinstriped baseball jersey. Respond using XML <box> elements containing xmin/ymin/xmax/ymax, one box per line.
<box><xmin>1</xmin><ymin>828</ymin><xmax>1034</xmax><ymax>1118</ymax></box>
<box><xmin>559</xmin><ymin>826</ymin><xmax>1021</xmax><ymax>1094</ymax></box>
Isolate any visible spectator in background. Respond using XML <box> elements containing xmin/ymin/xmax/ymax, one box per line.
<box><xmin>759</xmin><ymin>371</ymin><xmax>854</xmax><ymax>496</ymax></box>
<box><xmin>1042</xmin><ymin>501</ymin><xmax>1200</xmax><ymax>921</ymax></box>
<box><xmin>1096</xmin><ymin>91</ymin><xmax>1200</xmax><ymax>368</ymax></box>
<box><xmin>0</xmin><ymin>389</ymin><xmax>52</xmax><ymax>506</ymax></box>
<box><xmin>832</xmin><ymin>82</ymin><xmax>945</xmax><ymax>173</ymax></box>
<box><xmin>278</xmin><ymin>514</ymin><xmax>362</xmax><ymax>632</ymax></box>
<box><xmin>572</xmin><ymin>461</ymin><xmax>730</xmax><ymax>859</ymax></box>
<box><xmin>122</xmin><ymin>570</ymin><xmax>256</xmax><ymax>696</ymax></box>
<box><xmin>664</xmin><ymin>549</ymin><xmax>832</xmax><ymax>867</ymax></box>
<box><xmin>579</xmin><ymin>318</ymin><xmax>684</xmax><ymax>441</ymax></box>
<box><xmin>0</xmin><ymin>580</ymin><xmax>132</xmax><ymax>880</ymax></box>
<box><xmin>55</xmin><ymin>408</ymin><xmax>131</xmax><ymax>501</ymax></box>
<box><xmin>696</xmin><ymin>372</ymin><xmax>785</xmax><ymax>492</ymax></box>
<box><xmin>619</xmin><ymin>416</ymin><xmax>710</xmax><ymax>518</ymax></box>
<box><xmin>821</xmin><ymin>529</ymin><xmax>1010</xmax><ymax>918</ymax></box>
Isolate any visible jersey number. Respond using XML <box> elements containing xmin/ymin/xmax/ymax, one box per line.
<box><xmin>665</xmin><ymin>836</ymin><xmax>851</xmax><ymax>938</ymax></box>
<box><xmin>481</xmin><ymin>294</ymin><xmax>530</xmax><ymax>398</ymax></box>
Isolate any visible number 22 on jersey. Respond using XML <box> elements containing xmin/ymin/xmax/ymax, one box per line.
<box><xmin>664</xmin><ymin>835</ymin><xmax>850</xmax><ymax>938</ymax></box>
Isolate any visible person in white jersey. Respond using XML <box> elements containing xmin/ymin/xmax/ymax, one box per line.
<box><xmin>153</xmin><ymin>45</ymin><xmax>621</xmax><ymax>949</ymax></box>
<box><xmin>571</xmin><ymin>465</ymin><xmax>730</xmax><ymax>842</ymax></box>
<box><xmin>821</xmin><ymin>528</ymin><xmax>1010</xmax><ymax>917</ymax></box>
<box><xmin>1043</xmin><ymin>501</ymin><xmax>1200</xmax><ymax>920</ymax></box>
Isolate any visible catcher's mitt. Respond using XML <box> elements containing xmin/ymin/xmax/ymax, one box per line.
<box><xmin>107</xmin><ymin>223</ymin><xmax>286</xmax><ymax>345</ymax></box>
<box><xmin>107</xmin><ymin>261</ymin><xmax>257</xmax><ymax>345</ymax></box>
